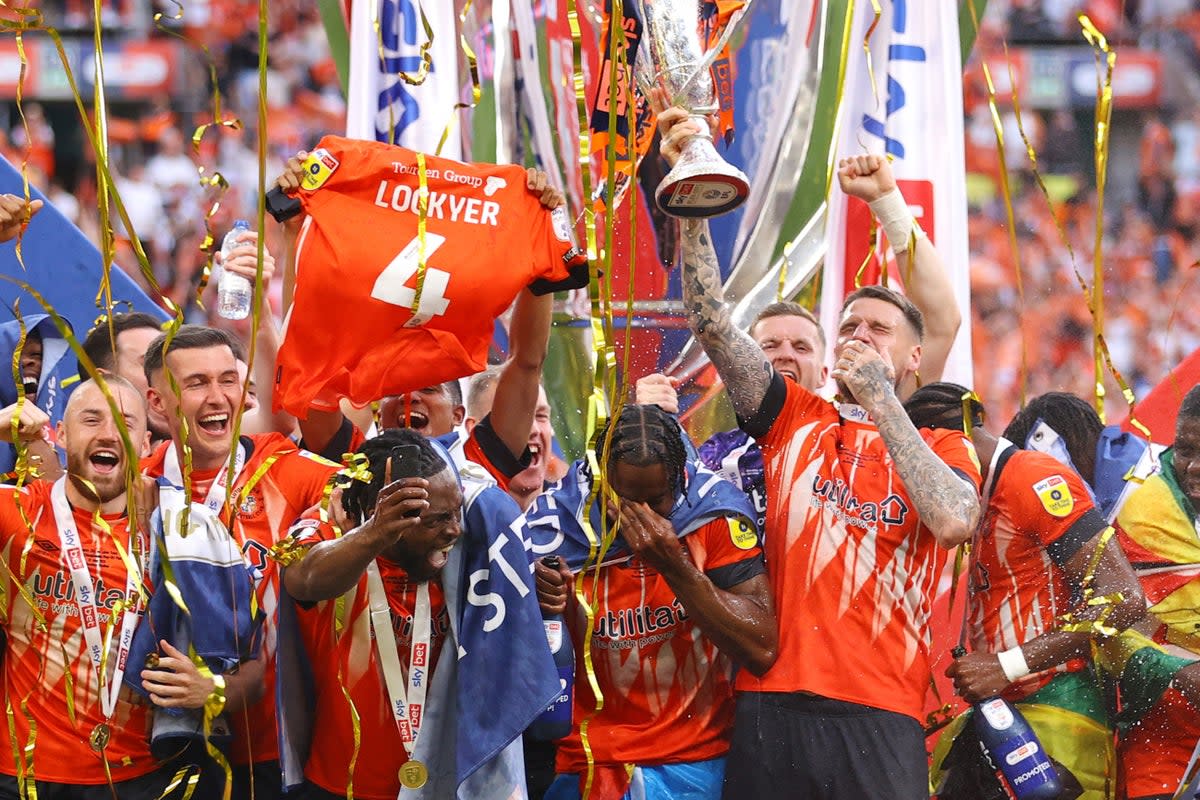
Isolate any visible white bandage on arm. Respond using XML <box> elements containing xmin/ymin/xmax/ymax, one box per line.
<box><xmin>867</xmin><ymin>187</ymin><xmax>926</xmax><ymax>251</ymax></box>
<box><xmin>997</xmin><ymin>646</ymin><xmax>1031</xmax><ymax>683</ymax></box>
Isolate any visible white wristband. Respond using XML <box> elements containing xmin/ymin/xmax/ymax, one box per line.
<box><xmin>866</xmin><ymin>187</ymin><xmax>926</xmax><ymax>251</ymax></box>
<box><xmin>997</xmin><ymin>646</ymin><xmax>1031</xmax><ymax>683</ymax></box>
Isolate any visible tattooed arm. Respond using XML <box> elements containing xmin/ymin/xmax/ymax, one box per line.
<box><xmin>680</xmin><ymin>219</ymin><xmax>774</xmax><ymax>419</ymax></box>
<box><xmin>834</xmin><ymin>341</ymin><xmax>979</xmax><ymax>546</ymax></box>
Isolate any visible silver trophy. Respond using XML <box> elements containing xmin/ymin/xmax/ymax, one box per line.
<box><xmin>635</xmin><ymin>0</ymin><xmax>749</xmax><ymax>218</ymax></box>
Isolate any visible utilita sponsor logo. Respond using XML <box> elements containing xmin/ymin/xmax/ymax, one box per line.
<box><xmin>1012</xmin><ymin>759</ymin><xmax>1053</xmax><ymax>786</ymax></box>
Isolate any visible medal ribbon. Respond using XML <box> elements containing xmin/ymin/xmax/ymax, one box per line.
<box><xmin>50</xmin><ymin>479</ymin><xmax>143</xmax><ymax>720</ymax></box>
<box><xmin>163</xmin><ymin>441</ymin><xmax>247</xmax><ymax>516</ymax></box>
<box><xmin>365</xmin><ymin>564</ymin><xmax>431</xmax><ymax>759</ymax></box>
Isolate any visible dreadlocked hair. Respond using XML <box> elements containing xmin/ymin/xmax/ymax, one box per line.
<box><xmin>595</xmin><ymin>404</ymin><xmax>689</xmax><ymax>499</ymax></box>
<box><xmin>1002</xmin><ymin>392</ymin><xmax>1103</xmax><ymax>485</ymax></box>
<box><xmin>904</xmin><ymin>382</ymin><xmax>985</xmax><ymax>432</ymax></box>
<box><xmin>339</xmin><ymin>429</ymin><xmax>448</xmax><ymax>526</ymax></box>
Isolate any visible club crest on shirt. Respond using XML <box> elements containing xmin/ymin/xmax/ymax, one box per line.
<box><xmin>238</xmin><ymin>490</ymin><xmax>264</xmax><ymax>521</ymax></box>
<box><xmin>1033</xmin><ymin>475</ymin><xmax>1074</xmax><ymax>517</ymax></box>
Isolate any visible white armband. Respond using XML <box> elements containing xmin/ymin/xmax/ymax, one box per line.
<box><xmin>867</xmin><ymin>187</ymin><xmax>926</xmax><ymax>251</ymax></box>
<box><xmin>997</xmin><ymin>646</ymin><xmax>1031</xmax><ymax>683</ymax></box>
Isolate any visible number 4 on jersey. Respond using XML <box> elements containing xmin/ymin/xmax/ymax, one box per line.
<box><xmin>371</xmin><ymin>232</ymin><xmax>452</xmax><ymax>326</ymax></box>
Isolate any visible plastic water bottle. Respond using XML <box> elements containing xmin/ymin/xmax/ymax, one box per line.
<box><xmin>216</xmin><ymin>220</ymin><xmax>252</xmax><ymax>320</ymax></box>
<box><xmin>973</xmin><ymin>697</ymin><xmax>1062</xmax><ymax>799</ymax></box>
<box><xmin>528</xmin><ymin>556</ymin><xmax>574</xmax><ymax>741</ymax></box>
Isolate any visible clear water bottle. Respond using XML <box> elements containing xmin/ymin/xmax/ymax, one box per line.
<box><xmin>973</xmin><ymin>697</ymin><xmax>1062</xmax><ymax>799</ymax></box>
<box><xmin>216</xmin><ymin>220</ymin><xmax>252</xmax><ymax>320</ymax></box>
<box><xmin>528</xmin><ymin>556</ymin><xmax>574</xmax><ymax>741</ymax></box>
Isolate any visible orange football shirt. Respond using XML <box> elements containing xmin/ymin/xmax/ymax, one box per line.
<box><xmin>277</xmin><ymin>135</ymin><xmax>586</xmax><ymax>416</ymax></box>
<box><xmin>556</xmin><ymin>516</ymin><xmax>764</xmax><ymax>771</ymax></box>
<box><xmin>737</xmin><ymin>374</ymin><xmax>982</xmax><ymax>721</ymax></box>
<box><xmin>0</xmin><ymin>482</ymin><xmax>156</xmax><ymax>784</ymax></box>
<box><xmin>969</xmin><ymin>446</ymin><xmax>1105</xmax><ymax>697</ymax></box>
<box><xmin>289</xmin><ymin>514</ymin><xmax>449</xmax><ymax>800</ymax></box>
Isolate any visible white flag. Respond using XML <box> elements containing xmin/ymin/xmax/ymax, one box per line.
<box><xmin>820</xmin><ymin>1</ymin><xmax>972</xmax><ymax>386</ymax></box>
<box><xmin>346</xmin><ymin>0</ymin><xmax>463</xmax><ymax>158</ymax></box>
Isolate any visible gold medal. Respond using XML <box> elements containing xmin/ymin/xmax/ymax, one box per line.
<box><xmin>89</xmin><ymin>722</ymin><xmax>111</xmax><ymax>752</ymax></box>
<box><xmin>398</xmin><ymin>759</ymin><xmax>428</xmax><ymax>789</ymax></box>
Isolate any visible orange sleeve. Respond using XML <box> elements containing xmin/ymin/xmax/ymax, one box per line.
<box><xmin>1007</xmin><ymin>453</ymin><xmax>1107</xmax><ymax>559</ymax></box>
<box><xmin>922</xmin><ymin>429</ymin><xmax>984</xmax><ymax>493</ymax></box>
<box><xmin>527</xmin><ymin>199</ymin><xmax>586</xmax><ymax>286</ymax></box>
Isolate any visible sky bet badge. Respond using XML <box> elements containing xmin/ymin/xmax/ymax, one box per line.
<box><xmin>727</xmin><ymin>517</ymin><xmax>758</xmax><ymax>550</ymax></box>
<box><xmin>1034</xmin><ymin>475</ymin><xmax>1074</xmax><ymax>517</ymax></box>
<box><xmin>301</xmin><ymin>148</ymin><xmax>339</xmax><ymax>191</ymax></box>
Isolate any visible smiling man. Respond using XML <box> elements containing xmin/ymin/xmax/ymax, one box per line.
<box><xmin>0</xmin><ymin>377</ymin><xmax>168</xmax><ymax>797</ymax></box>
<box><xmin>140</xmin><ymin>325</ymin><xmax>338</xmax><ymax>800</ymax></box>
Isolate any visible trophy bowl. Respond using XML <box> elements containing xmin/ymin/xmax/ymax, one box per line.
<box><xmin>636</xmin><ymin>0</ymin><xmax>750</xmax><ymax>218</ymax></box>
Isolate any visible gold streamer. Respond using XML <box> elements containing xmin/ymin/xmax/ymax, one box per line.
<box><xmin>433</xmin><ymin>0</ymin><xmax>482</xmax><ymax>157</ymax></box>
<box><xmin>861</xmin><ymin>0</ymin><xmax>883</xmax><ymax>110</ymax></box>
<box><xmin>410</xmin><ymin>153</ymin><xmax>432</xmax><ymax>320</ymax></box>
<box><xmin>1079</xmin><ymin>14</ymin><xmax>1115</xmax><ymax>422</ymax></box>
<box><xmin>1058</xmin><ymin>526</ymin><xmax>1123</xmax><ymax>637</ymax></box>
<box><xmin>977</xmin><ymin>60</ymin><xmax>1028</xmax><ymax>408</ymax></box>
<box><xmin>565</xmin><ymin>0</ymin><xmax>620</xmax><ymax>793</ymax></box>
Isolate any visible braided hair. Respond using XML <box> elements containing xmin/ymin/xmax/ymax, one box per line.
<box><xmin>904</xmin><ymin>382</ymin><xmax>985</xmax><ymax>432</ymax></box>
<box><xmin>339</xmin><ymin>429</ymin><xmax>449</xmax><ymax>525</ymax></box>
<box><xmin>1002</xmin><ymin>392</ymin><xmax>1102</xmax><ymax>485</ymax></box>
<box><xmin>596</xmin><ymin>404</ymin><xmax>690</xmax><ymax>499</ymax></box>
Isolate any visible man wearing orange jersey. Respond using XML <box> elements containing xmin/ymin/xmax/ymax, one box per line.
<box><xmin>140</xmin><ymin>325</ymin><xmax>339</xmax><ymax>800</ymax></box>
<box><xmin>904</xmin><ymin>383</ymin><xmax>1147</xmax><ymax>797</ymax></box>
<box><xmin>529</xmin><ymin>404</ymin><xmax>775</xmax><ymax>800</ymax></box>
<box><xmin>0</xmin><ymin>376</ymin><xmax>255</xmax><ymax>798</ymax></box>
<box><xmin>662</xmin><ymin>116</ymin><xmax>982</xmax><ymax>796</ymax></box>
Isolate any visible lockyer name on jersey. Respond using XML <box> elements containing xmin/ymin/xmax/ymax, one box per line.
<box><xmin>373</xmin><ymin>160</ymin><xmax>503</xmax><ymax>226</ymax></box>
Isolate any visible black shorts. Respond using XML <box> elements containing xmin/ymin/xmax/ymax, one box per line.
<box><xmin>0</xmin><ymin>766</ymin><xmax>195</xmax><ymax>800</ymax></box>
<box><xmin>231</xmin><ymin>760</ymin><xmax>282</xmax><ymax>800</ymax></box>
<box><xmin>722</xmin><ymin>692</ymin><xmax>929</xmax><ymax>800</ymax></box>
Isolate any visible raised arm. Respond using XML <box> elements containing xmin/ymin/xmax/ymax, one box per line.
<box><xmin>948</xmin><ymin>526</ymin><xmax>1146</xmax><ymax>702</ymax></box>
<box><xmin>837</xmin><ymin>155</ymin><xmax>961</xmax><ymax>395</ymax></box>
<box><xmin>487</xmin><ymin>170</ymin><xmax>565</xmax><ymax>458</ymax></box>
<box><xmin>835</xmin><ymin>342</ymin><xmax>979</xmax><ymax>547</ymax></box>
<box><xmin>283</xmin><ymin>476</ymin><xmax>429</xmax><ymax>602</ymax></box>
<box><xmin>679</xmin><ymin>219</ymin><xmax>774</xmax><ymax>420</ymax></box>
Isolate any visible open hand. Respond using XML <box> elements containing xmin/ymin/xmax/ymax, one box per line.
<box><xmin>610</xmin><ymin>498</ymin><xmax>685</xmax><ymax>576</ymax></box>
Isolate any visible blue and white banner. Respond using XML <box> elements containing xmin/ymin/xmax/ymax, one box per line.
<box><xmin>346</xmin><ymin>0</ymin><xmax>463</xmax><ymax>158</ymax></box>
<box><xmin>820</xmin><ymin>0</ymin><xmax>972</xmax><ymax>386</ymax></box>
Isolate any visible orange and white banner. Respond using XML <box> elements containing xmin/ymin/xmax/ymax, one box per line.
<box><xmin>820</xmin><ymin>0</ymin><xmax>972</xmax><ymax>387</ymax></box>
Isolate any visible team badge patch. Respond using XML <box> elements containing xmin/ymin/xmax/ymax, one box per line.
<box><xmin>727</xmin><ymin>517</ymin><xmax>758</xmax><ymax>550</ymax></box>
<box><xmin>1033</xmin><ymin>475</ymin><xmax>1074</xmax><ymax>517</ymax></box>
<box><xmin>301</xmin><ymin>148</ymin><xmax>339</xmax><ymax>191</ymax></box>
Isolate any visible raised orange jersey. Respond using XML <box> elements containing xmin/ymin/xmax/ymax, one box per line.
<box><xmin>556</xmin><ymin>517</ymin><xmax>764</xmax><ymax>771</ymax></box>
<box><xmin>970</xmin><ymin>446</ymin><xmax>1105</xmax><ymax>697</ymax></box>
<box><xmin>737</xmin><ymin>374</ymin><xmax>982</xmax><ymax>721</ymax></box>
<box><xmin>142</xmin><ymin>434</ymin><xmax>338</xmax><ymax>766</ymax></box>
<box><xmin>0</xmin><ymin>482</ymin><xmax>156</xmax><ymax>784</ymax></box>
<box><xmin>277</xmin><ymin>136</ymin><xmax>586</xmax><ymax>416</ymax></box>
<box><xmin>289</xmin><ymin>515</ymin><xmax>449</xmax><ymax>800</ymax></box>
